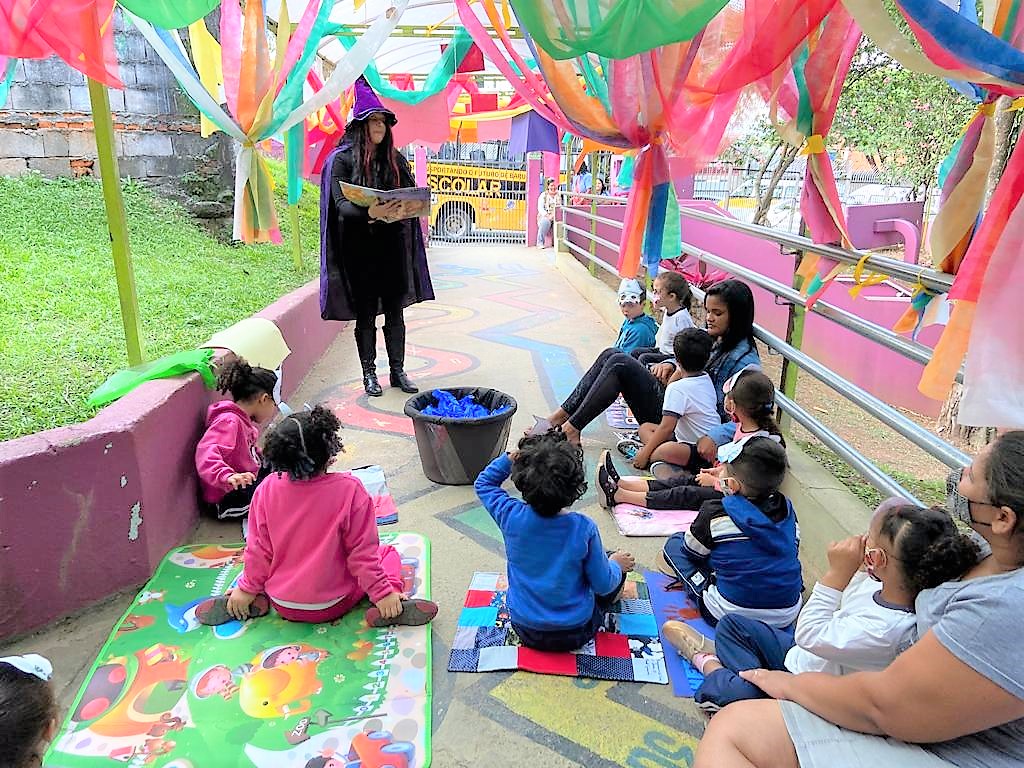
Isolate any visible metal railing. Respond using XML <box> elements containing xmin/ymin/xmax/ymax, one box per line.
<box><xmin>557</xmin><ymin>195</ymin><xmax>970</xmax><ymax>505</ymax></box>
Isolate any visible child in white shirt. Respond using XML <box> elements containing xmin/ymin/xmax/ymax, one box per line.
<box><xmin>662</xmin><ymin>499</ymin><xmax>980</xmax><ymax>712</ymax></box>
<box><xmin>621</xmin><ymin>328</ymin><xmax>720</xmax><ymax>470</ymax></box>
<box><xmin>630</xmin><ymin>271</ymin><xmax>695</xmax><ymax>367</ymax></box>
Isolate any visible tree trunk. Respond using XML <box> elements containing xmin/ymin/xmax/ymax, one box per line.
<box><xmin>754</xmin><ymin>142</ymin><xmax>800</xmax><ymax>225</ymax></box>
<box><xmin>934</xmin><ymin>95</ymin><xmax>1020</xmax><ymax>443</ymax></box>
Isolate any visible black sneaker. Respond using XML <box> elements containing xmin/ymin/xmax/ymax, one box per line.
<box><xmin>596</xmin><ymin>464</ymin><xmax>617</xmax><ymax>510</ymax></box>
<box><xmin>601</xmin><ymin>449</ymin><xmax>621</xmax><ymax>484</ymax></box>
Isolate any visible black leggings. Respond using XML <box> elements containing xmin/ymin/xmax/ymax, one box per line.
<box><xmin>646</xmin><ymin>478</ymin><xmax>722</xmax><ymax>510</ymax></box>
<box><xmin>561</xmin><ymin>348</ymin><xmax>664</xmax><ymax>430</ymax></box>
<box><xmin>353</xmin><ymin>290</ymin><xmax>405</xmax><ymax>333</ymax></box>
<box><xmin>630</xmin><ymin>347</ymin><xmax>672</xmax><ymax>367</ymax></box>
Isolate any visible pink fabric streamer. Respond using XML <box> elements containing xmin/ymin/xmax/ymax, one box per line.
<box><xmin>219</xmin><ymin>0</ymin><xmax>242</xmax><ymax>118</ymax></box>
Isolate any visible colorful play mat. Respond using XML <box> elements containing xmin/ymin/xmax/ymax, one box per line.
<box><xmin>45</xmin><ymin>532</ymin><xmax>432</xmax><ymax>768</ymax></box>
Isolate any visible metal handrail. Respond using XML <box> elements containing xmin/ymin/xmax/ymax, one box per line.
<box><xmin>679</xmin><ymin>237</ymin><xmax>963</xmax><ymax>382</ymax></box>
<box><xmin>563</xmin><ymin>237</ymin><xmax>618</xmax><ymax>275</ymax></box>
<box><xmin>679</xmin><ymin>207</ymin><xmax>954</xmax><ymax>293</ymax></box>
<box><xmin>561</xmin><ymin>221</ymin><xmax>620</xmax><ymax>253</ymax></box>
<box><xmin>562</xmin><ymin>207</ymin><xmax>628</xmax><ymax>228</ymax></box>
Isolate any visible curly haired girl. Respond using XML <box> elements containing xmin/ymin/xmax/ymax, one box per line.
<box><xmin>475</xmin><ymin>430</ymin><xmax>635</xmax><ymax>652</ymax></box>
<box><xmin>196</xmin><ymin>405</ymin><xmax>437</xmax><ymax>628</ymax></box>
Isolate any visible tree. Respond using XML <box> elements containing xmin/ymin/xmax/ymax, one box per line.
<box><xmin>833</xmin><ymin>54</ymin><xmax>975</xmax><ymax>199</ymax></box>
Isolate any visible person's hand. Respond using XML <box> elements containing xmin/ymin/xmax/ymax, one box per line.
<box><xmin>650</xmin><ymin>362</ymin><xmax>676</xmax><ymax>385</ymax></box>
<box><xmin>227</xmin><ymin>472</ymin><xmax>256</xmax><ymax>490</ymax></box>
<box><xmin>610</xmin><ymin>550</ymin><xmax>635</xmax><ymax>573</ymax></box>
<box><xmin>632</xmin><ymin>449</ymin><xmax>651</xmax><ymax>470</ymax></box>
<box><xmin>369</xmin><ymin>200</ymin><xmax>402</xmax><ymax>221</ymax></box>
<box><xmin>738</xmin><ymin>668</ymin><xmax>795</xmax><ymax>700</ymax></box>
<box><xmin>226</xmin><ymin>588</ymin><xmax>257</xmax><ymax>621</ymax></box>
<box><xmin>824</xmin><ymin>535</ymin><xmax>866</xmax><ymax>589</ymax></box>
<box><xmin>696</xmin><ymin>436</ymin><xmax>718</xmax><ymax>463</ymax></box>
<box><xmin>696</xmin><ymin>470</ymin><xmax>719</xmax><ymax>488</ymax></box>
<box><xmin>375</xmin><ymin>592</ymin><xmax>403</xmax><ymax>620</ymax></box>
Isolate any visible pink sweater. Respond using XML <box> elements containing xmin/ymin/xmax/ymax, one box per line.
<box><xmin>237</xmin><ymin>472</ymin><xmax>395</xmax><ymax>608</ymax></box>
<box><xmin>194</xmin><ymin>400</ymin><xmax>261</xmax><ymax>503</ymax></box>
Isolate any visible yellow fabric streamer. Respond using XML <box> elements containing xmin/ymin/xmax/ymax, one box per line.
<box><xmin>188</xmin><ymin>19</ymin><xmax>224</xmax><ymax>138</ymax></box>
<box><xmin>848</xmin><ymin>252</ymin><xmax>889</xmax><ymax>299</ymax></box>
<box><xmin>1006</xmin><ymin>96</ymin><xmax>1024</xmax><ymax>112</ymax></box>
<box><xmin>800</xmin><ymin>134</ymin><xmax>826</xmax><ymax>155</ymax></box>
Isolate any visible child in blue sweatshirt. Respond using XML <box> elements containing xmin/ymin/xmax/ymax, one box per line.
<box><xmin>475</xmin><ymin>431</ymin><xmax>636</xmax><ymax>652</ymax></box>
<box><xmin>614</xmin><ymin>278</ymin><xmax>659</xmax><ymax>354</ymax></box>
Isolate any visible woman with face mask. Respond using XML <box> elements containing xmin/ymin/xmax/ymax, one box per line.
<box><xmin>694</xmin><ymin>431</ymin><xmax>1024</xmax><ymax>768</ymax></box>
<box><xmin>320</xmin><ymin>77</ymin><xmax>435</xmax><ymax>397</ymax></box>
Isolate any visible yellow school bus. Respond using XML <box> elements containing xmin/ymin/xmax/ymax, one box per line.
<box><xmin>425</xmin><ymin>161</ymin><xmax>528</xmax><ymax>240</ymax></box>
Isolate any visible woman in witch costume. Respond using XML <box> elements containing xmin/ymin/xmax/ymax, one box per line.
<box><xmin>320</xmin><ymin>77</ymin><xmax>435</xmax><ymax>396</ymax></box>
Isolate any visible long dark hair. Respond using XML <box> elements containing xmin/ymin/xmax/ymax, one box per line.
<box><xmin>706</xmin><ymin>279</ymin><xmax>756</xmax><ymax>359</ymax></box>
<box><xmin>343</xmin><ymin>118</ymin><xmax>403</xmax><ymax>190</ymax></box>
<box><xmin>986</xmin><ymin>431</ymin><xmax>1024</xmax><ymax>529</ymax></box>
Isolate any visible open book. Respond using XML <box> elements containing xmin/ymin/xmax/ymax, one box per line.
<box><xmin>339</xmin><ymin>181</ymin><xmax>431</xmax><ymax>220</ymax></box>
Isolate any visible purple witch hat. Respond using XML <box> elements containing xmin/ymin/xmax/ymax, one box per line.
<box><xmin>350</xmin><ymin>75</ymin><xmax>397</xmax><ymax>125</ymax></box>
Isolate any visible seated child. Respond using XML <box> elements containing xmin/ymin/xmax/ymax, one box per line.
<box><xmin>659</xmin><ymin>437</ymin><xmax>801</xmax><ymax>628</ymax></box>
<box><xmin>195</xmin><ymin>358</ymin><xmax>279</xmax><ymax>523</ymax></box>
<box><xmin>629</xmin><ymin>271</ymin><xmax>695</xmax><ymax>367</ymax></box>
<box><xmin>602</xmin><ymin>368</ymin><xmax>781</xmax><ymax>512</ymax></box>
<box><xmin>474</xmin><ymin>430</ymin><xmax>636</xmax><ymax>652</ymax></box>
<box><xmin>613</xmin><ymin>278</ymin><xmax>659</xmax><ymax>354</ymax></box>
<box><xmin>0</xmin><ymin>654</ymin><xmax>58</xmax><ymax>768</ymax></box>
<box><xmin>618</xmin><ymin>328</ymin><xmax>721</xmax><ymax>471</ymax></box>
<box><xmin>663</xmin><ymin>501</ymin><xmax>980</xmax><ymax>712</ymax></box>
<box><xmin>196</xmin><ymin>405</ymin><xmax>438</xmax><ymax>627</ymax></box>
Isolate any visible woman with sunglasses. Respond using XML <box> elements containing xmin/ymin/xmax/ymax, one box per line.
<box><xmin>695</xmin><ymin>431</ymin><xmax>1024</xmax><ymax>768</ymax></box>
<box><xmin>663</xmin><ymin>499</ymin><xmax>978</xmax><ymax>713</ymax></box>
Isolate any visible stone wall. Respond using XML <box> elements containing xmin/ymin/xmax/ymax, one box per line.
<box><xmin>0</xmin><ymin>12</ymin><xmax>233</xmax><ymax>212</ymax></box>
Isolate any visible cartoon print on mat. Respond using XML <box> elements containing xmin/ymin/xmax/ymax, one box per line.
<box><xmin>48</xmin><ymin>532</ymin><xmax>432</xmax><ymax>768</ymax></box>
<box><xmin>169</xmin><ymin>543</ymin><xmax>244</xmax><ymax>569</ymax></box>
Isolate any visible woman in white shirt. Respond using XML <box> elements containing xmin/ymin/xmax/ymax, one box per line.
<box><xmin>536</xmin><ymin>178</ymin><xmax>558</xmax><ymax>248</ymax></box>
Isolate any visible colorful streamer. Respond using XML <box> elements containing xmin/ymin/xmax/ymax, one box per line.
<box><xmin>128</xmin><ymin>0</ymin><xmax>407</xmax><ymax>243</ymax></box>
<box><xmin>116</xmin><ymin>0</ymin><xmax>219</xmax><ymax>29</ymax></box>
<box><xmin>0</xmin><ymin>54</ymin><xmax>15</xmax><ymax>106</ymax></box>
<box><xmin>0</xmin><ymin>0</ymin><xmax>121</xmax><ymax>87</ymax></box>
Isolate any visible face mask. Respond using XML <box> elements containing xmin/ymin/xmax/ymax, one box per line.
<box><xmin>720</xmin><ymin>477</ymin><xmax>736</xmax><ymax>496</ymax></box>
<box><xmin>946</xmin><ymin>467</ymin><xmax>971</xmax><ymax>526</ymax></box>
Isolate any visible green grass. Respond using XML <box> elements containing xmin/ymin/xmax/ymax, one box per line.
<box><xmin>797</xmin><ymin>439</ymin><xmax>946</xmax><ymax>509</ymax></box>
<box><xmin>0</xmin><ymin>161</ymin><xmax>321</xmax><ymax>442</ymax></box>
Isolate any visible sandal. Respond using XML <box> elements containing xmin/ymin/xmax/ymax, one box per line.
<box><xmin>196</xmin><ymin>594</ymin><xmax>270</xmax><ymax>626</ymax></box>
<box><xmin>365</xmin><ymin>598</ymin><xmax>438</xmax><ymax>628</ymax></box>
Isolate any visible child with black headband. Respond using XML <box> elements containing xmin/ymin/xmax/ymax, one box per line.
<box><xmin>196</xmin><ymin>405</ymin><xmax>437</xmax><ymax>627</ymax></box>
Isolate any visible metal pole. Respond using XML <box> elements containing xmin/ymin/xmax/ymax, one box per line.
<box><xmin>779</xmin><ymin>224</ymin><xmax>808</xmax><ymax>433</ymax></box>
<box><xmin>588</xmin><ymin>196</ymin><xmax>597</xmax><ymax>277</ymax></box>
<box><xmin>88</xmin><ymin>77</ymin><xmax>144</xmax><ymax>366</ymax></box>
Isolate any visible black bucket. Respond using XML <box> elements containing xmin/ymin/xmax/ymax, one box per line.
<box><xmin>404</xmin><ymin>387</ymin><xmax>518</xmax><ymax>485</ymax></box>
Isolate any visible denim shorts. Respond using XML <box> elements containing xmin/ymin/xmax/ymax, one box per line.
<box><xmin>780</xmin><ymin>702</ymin><xmax>955</xmax><ymax>768</ymax></box>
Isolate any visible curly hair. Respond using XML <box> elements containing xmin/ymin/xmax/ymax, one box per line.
<box><xmin>729</xmin><ymin>369</ymin><xmax>783</xmax><ymax>443</ymax></box>
<box><xmin>215</xmin><ymin>358</ymin><xmax>277</xmax><ymax>403</ymax></box>
<box><xmin>262</xmin><ymin>405</ymin><xmax>343</xmax><ymax>480</ymax></box>
<box><xmin>0</xmin><ymin>662</ymin><xmax>56</xmax><ymax>768</ymax></box>
<box><xmin>511</xmin><ymin>430</ymin><xmax>587</xmax><ymax>517</ymax></box>
<box><xmin>878</xmin><ymin>504</ymin><xmax>981</xmax><ymax>596</ymax></box>
<box><xmin>655</xmin><ymin>271</ymin><xmax>693</xmax><ymax>312</ymax></box>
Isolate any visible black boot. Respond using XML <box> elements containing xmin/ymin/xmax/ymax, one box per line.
<box><xmin>354</xmin><ymin>327</ymin><xmax>383</xmax><ymax>397</ymax></box>
<box><xmin>383</xmin><ymin>323</ymin><xmax>418</xmax><ymax>394</ymax></box>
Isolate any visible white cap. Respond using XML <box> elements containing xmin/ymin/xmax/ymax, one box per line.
<box><xmin>0</xmin><ymin>654</ymin><xmax>53</xmax><ymax>681</ymax></box>
<box><xmin>617</xmin><ymin>279</ymin><xmax>644</xmax><ymax>305</ymax></box>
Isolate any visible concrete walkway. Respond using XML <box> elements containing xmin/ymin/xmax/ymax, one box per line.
<box><xmin>4</xmin><ymin>243</ymin><xmax>868</xmax><ymax>767</ymax></box>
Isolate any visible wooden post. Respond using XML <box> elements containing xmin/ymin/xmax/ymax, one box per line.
<box><xmin>88</xmin><ymin>77</ymin><xmax>144</xmax><ymax>366</ymax></box>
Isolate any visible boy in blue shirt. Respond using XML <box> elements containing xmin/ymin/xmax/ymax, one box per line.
<box><xmin>614</xmin><ymin>278</ymin><xmax>659</xmax><ymax>354</ymax></box>
<box><xmin>475</xmin><ymin>431</ymin><xmax>636</xmax><ymax>652</ymax></box>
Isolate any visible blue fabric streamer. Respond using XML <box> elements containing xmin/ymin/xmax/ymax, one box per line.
<box><xmin>421</xmin><ymin>389</ymin><xmax>511</xmax><ymax>419</ymax></box>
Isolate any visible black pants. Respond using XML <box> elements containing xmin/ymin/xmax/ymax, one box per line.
<box><xmin>512</xmin><ymin>569</ymin><xmax>628</xmax><ymax>652</ymax></box>
<box><xmin>645</xmin><ymin>477</ymin><xmax>722</xmax><ymax>510</ymax></box>
<box><xmin>215</xmin><ymin>464</ymin><xmax>271</xmax><ymax>519</ymax></box>
<box><xmin>630</xmin><ymin>347</ymin><xmax>672</xmax><ymax>367</ymax></box>
<box><xmin>352</xmin><ymin>290</ymin><xmax>405</xmax><ymax>334</ymax></box>
<box><xmin>562</xmin><ymin>348</ymin><xmax>664</xmax><ymax>430</ymax></box>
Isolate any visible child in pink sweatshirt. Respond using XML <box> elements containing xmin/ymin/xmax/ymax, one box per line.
<box><xmin>196</xmin><ymin>405</ymin><xmax>438</xmax><ymax>628</ymax></box>
<box><xmin>194</xmin><ymin>358</ymin><xmax>279</xmax><ymax>521</ymax></box>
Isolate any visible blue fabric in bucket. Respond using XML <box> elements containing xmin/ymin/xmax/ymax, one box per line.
<box><xmin>421</xmin><ymin>389</ymin><xmax>512</xmax><ymax>419</ymax></box>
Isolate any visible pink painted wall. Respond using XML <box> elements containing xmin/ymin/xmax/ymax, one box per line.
<box><xmin>0</xmin><ymin>281</ymin><xmax>341</xmax><ymax>641</ymax></box>
<box><xmin>562</xmin><ymin>200</ymin><xmax>942</xmax><ymax>417</ymax></box>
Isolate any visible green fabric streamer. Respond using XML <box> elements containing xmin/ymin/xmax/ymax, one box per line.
<box><xmin>617</xmin><ymin>155</ymin><xmax>635</xmax><ymax>190</ymax></box>
<box><xmin>509</xmin><ymin>0</ymin><xmax>730</xmax><ymax>60</ymax></box>
<box><xmin>579</xmin><ymin>55</ymin><xmax>611</xmax><ymax>112</ymax></box>
<box><xmin>792</xmin><ymin>45</ymin><xmax>814</xmax><ymax>137</ymax></box>
<box><xmin>116</xmin><ymin>0</ymin><xmax>219</xmax><ymax>29</ymax></box>
<box><xmin>87</xmin><ymin>349</ymin><xmax>216</xmax><ymax>407</ymax></box>
<box><xmin>333</xmin><ymin>25</ymin><xmax>474</xmax><ymax>105</ymax></box>
<box><xmin>0</xmin><ymin>58</ymin><xmax>15</xmax><ymax>108</ymax></box>
<box><xmin>661</xmin><ymin>184</ymin><xmax>681</xmax><ymax>260</ymax></box>
<box><xmin>285</xmin><ymin>122</ymin><xmax>304</xmax><ymax>206</ymax></box>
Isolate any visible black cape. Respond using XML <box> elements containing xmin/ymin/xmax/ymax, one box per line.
<box><xmin>318</xmin><ymin>145</ymin><xmax>434</xmax><ymax>321</ymax></box>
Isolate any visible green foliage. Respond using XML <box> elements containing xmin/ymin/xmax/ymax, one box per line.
<box><xmin>834</xmin><ymin>44</ymin><xmax>975</xmax><ymax>196</ymax></box>
<box><xmin>0</xmin><ymin>161</ymin><xmax>321</xmax><ymax>442</ymax></box>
